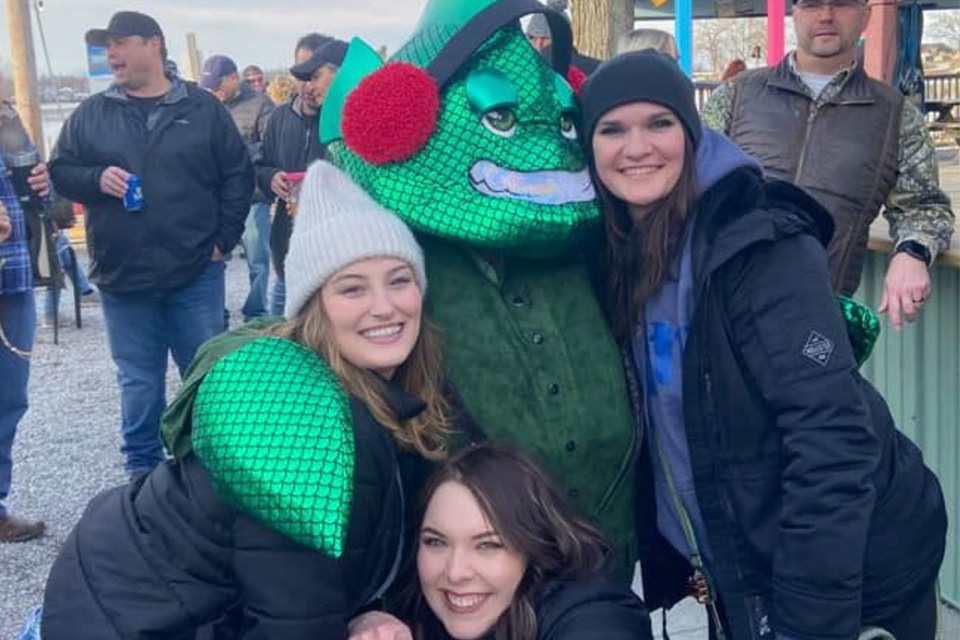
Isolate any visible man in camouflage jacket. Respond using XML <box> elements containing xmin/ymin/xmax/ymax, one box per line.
<box><xmin>702</xmin><ymin>0</ymin><xmax>953</xmax><ymax>330</ymax></box>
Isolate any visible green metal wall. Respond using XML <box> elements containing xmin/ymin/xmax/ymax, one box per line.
<box><xmin>857</xmin><ymin>251</ymin><xmax>960</xmax><ymax>606</ymax></box>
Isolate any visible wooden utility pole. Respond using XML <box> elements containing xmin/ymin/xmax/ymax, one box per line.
<box><xmin>571</xmin><ymin>0</ymin><xmax>634</xmax><ymax>60</ymax></box>
<box><xmin>186</xmin><ymin>32</ymin><xmax>202</xmax><ymax>82</ymax></box>
<box><xmin>5</xmin><ymin>0</ymin><xmax>44</xmax><ymax>156</ymax></box>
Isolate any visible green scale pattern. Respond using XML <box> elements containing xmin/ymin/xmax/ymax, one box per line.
<box><xmin>839</xmin><ymin>295</ymin><xmax>882</xmax><ymax>367</ymax></box>
<box><xmin>332</xmin><ymin>26</ymin><xmax>602</xmax><ymax>258</ymax></box>
<box><xmin>191</xmin><ymin>337</ymin><xmax>355</xmax><ymax>556</ymax></box>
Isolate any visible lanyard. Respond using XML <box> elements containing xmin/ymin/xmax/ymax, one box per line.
<box><xmin>651</xmin><ymin>429</ymin><xmax>726</xmax><ymax>639</ymax></box>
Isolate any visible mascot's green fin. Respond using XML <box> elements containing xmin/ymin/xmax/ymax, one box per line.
<box><xmin>838</xmin><ymin>296</ymin><xmax>881</xmax><ymax>367</ymax></box>
<box><xmin>191</xmin><ymin>337</ymin><xmax>355</xmax><ymax>557</ymax></box>
<box><xmin>320</xmin><ymin>37</ymin><xmax>385</xmax><ymax>144</ymax></box>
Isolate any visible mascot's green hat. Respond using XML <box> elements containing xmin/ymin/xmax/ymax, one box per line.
<box><xmin>320</xmin><ymin>0</ymin><xmax>599</xmax><ymax>258</ymax></box>
<box><xmin>321</xmin><ymin>0</ymin><xmax>574</xmax><ymax>158</ymax></box>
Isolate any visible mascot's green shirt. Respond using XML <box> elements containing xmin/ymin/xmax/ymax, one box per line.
<box><xmin>424</xmin><ymin>237</ymin><xmax>637</xmax><ymax>576</ymax></box>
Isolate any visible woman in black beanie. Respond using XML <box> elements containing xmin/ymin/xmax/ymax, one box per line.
<box><xmin>581</xmin><ymin>50</ymin><xmax>946</xmax><ymax>640</ymax></box>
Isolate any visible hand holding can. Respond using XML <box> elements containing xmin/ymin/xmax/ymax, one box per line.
<box><xmin>283</xmin><ymin>171</ymin><xmax>306</xmax><ymax>216</ymax></box>
<box><xmin>124</xmin><ymin>174</ymin><xmax>144</xmax><ymax>212</ymax></box>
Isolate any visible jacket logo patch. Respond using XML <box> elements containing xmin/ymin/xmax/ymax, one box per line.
<box><xmin>802</xmin><ymin>331</ymin><xmax>834</xmax><ymax>366</ymax></box>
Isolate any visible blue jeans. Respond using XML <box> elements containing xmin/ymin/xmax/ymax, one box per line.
<box><xmin>16</xmin><ymin>605</ymin><xmax>41</xmax><ymax>640</ymax></box>
<box><xmin>100</xmin><ymin>261</ymin><xmax>225</xmax><ymax>475</ymax></box>
<box><xmin>270</xmin><ymin>274</ymin><xmax>286</xmax><ymax>317</ymax></box>
<box><xmin>43</xmin><ymin>233</ymin><xmax>93</xmax><ymax>319</ymax></box>
<box><xmin>0</xmin><ymin>291</ymin><xmax>36</xmax><ymax>518</ymax></box>
<box><xmin>241</xmin><ymin>203</ymin><xmax>271</xmax><ymax>322</ymax></box>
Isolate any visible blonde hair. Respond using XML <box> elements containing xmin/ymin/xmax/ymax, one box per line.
<box><xmin>266</xmin><ymin>74</ymin><xmax>298</xmax><ymax>104</ymax></box>
<box><xmin>615</xmin><ymin>28</ymin><xmax>678</xmax><ymax>59</ymax></box>
<box><xmin>267</xmin><ymin>288</ymin><xmax>452</xmax><ymax>460</ymax></box>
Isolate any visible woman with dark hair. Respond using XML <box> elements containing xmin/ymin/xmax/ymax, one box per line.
<box><xmin>38</xmin><ymin>161</ymin><xmax>452</xmax><ymax>640</ymax></box>
<box><xmin>579</xmin><ymin>50</ymin><xmax>946</xmax><ymax>640</ymax></box>
<box><xmin>351</xmin><ymin>442</ymin><xmax>652</xmax><ymax>640</ymax></box>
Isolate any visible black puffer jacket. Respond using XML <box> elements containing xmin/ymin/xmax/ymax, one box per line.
<box><xmin>254</xmin><ymin>98</ymin><xmax>326</xmax><ymax>278</ymax></box>
<box><xmin>42</xmin><ymin>391</ymin><xmax>422</xmax><ymax>640</ymax></box>
<box><xmin>49</xmin><ymin>79</ymin><xmax>253</xmax><ymax>293</ymax></box>
<box><xmin>418</xmin><ymin>577</ymin><xmax>652</xmax><ymax>640</ymax></box>
<box><xmin>631</xmin><ymin>167</ymin><xmax>946</xmax><ymax>640</ymax></box>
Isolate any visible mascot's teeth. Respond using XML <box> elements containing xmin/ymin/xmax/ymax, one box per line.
<box><xmin>469</xmin><ymin>160</ymin><xmax>595</xmax><ymax>205</ymax></box>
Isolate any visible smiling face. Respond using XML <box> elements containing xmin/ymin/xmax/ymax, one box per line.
<box><xmin>793</xmin><ymin>0</ymin><xmax>870</xmax><ymax>73</ymax></box>
<box><xmin>319</xmin><ymin>257</ymin><xmax>422</xmax><ymax>379</ymax></box>
<box><xmin>591</xmin><ymin>101</ymin><xmax>687</xmax><ymax>221</ymax></box>
<box><xmin>418</xmin><ymin>481</ymin><xmax>528</xmax><ymax>640</ymax></box>
<box><xmin>245</xmin><ymin>71</ymin><xmax>266</xmax><ymax>92</ymax></box>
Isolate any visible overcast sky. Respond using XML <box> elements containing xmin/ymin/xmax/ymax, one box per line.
<box><xmin>1</xmin><ymin>0</ymin><xmax>431</xmax><ymax>76</ymax></box>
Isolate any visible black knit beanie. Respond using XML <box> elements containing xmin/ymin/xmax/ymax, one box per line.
<box><xmin>580</xmin><ymin>49</ymin><xmax>702</xmax><ymax>150</ymax></box>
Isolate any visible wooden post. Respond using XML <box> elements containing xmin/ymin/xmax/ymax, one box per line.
<box><xmin>186</xmin><ymin>32</ymin><xmax>202</xmax><ymax>82</ymax></box>
<box><xmin>571</xmin><ymin>0</ymin><xmax>634</xmax><ymax>59</ymax></box>
<box><xmin>5</xmin><ymin>0</ymin><xmax>44</xmax><ymax>157</ymax></box>
<box><xmin>863</xmin><ymin>0</ymin><xmax>898</xmax><ymax>83</ymax></box>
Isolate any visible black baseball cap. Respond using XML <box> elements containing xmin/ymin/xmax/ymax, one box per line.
<box><xmin>85</xmin><ymin>11</ymin><xmax>164</xmax><ymax>47</ymax></box>
<box><xmin>289</xmin><ymin>39</ymin><xmax>348</xmax><ymax>81</ymax></box>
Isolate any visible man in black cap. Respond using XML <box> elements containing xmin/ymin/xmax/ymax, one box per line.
<box><xmin>255</xmin><ymin>35</ymin><xmax>346</xmax><ymax>314</ymax></box>
<box><xmin>49</xmin><ymin>11</ymin><xmax>253</xmax><ymax>479</ymax></box>
<box><xmin>202</xmin><ymin>54</ymin><xmax>276</xmax><ymax>324</ymax></box>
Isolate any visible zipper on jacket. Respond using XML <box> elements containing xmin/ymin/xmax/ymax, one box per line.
<box><xmin>792</xmin><ymin>104</ymin><xmax>818</xmax><ymax>183</ymax></box>
<box><xmin>596</xmin><ymin>415</ymin><xmax>638</xmax><ymax>515</ymax></box>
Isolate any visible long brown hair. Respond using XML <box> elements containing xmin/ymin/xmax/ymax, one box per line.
<box><xmin>591</xmin><ymin>136</ymin><xmax>698</xmax><ymax>343</ymax></box>
<box><xmin>266</xmin><ymin>288</ymin><xmax>451</xmax><ymax>459</ymax></box>
<box><xmin>403</xmin><ymin>442</ymin><xmax>612</xmax><ymax>640</ymax></box>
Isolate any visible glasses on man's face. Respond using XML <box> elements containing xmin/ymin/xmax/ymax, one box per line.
<box><xmin>795</xmin><ymin>0</ymin><xmax>865</xmax><ymax>11</ymax></box>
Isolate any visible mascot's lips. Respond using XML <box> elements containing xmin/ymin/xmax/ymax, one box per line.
<box><xmin>469</xmin><ymin>160</ymin><xmax>596</xmax><ymax>205</ymax></box>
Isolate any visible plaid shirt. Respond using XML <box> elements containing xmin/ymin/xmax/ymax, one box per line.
<box><xmin>0</xmin><ymin>150</ymin><xmax>34</xmax><ymax>295</ymax></box>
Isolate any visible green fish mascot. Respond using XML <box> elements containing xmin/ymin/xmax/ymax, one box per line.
<box><xmin>321</xmin><ymin>0</ymin><xmax>639</xmax><ymax>577</ymax></box>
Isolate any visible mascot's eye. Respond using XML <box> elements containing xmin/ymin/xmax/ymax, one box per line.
<box><xmin>482</xmin><ymin>108</ymin><xmax>518</xmax><ymax>137</ymax></box>
<box><xmin>559</xmin><ymin>112</ymin><xmax>578</xmax><ymax>140</ymax></box>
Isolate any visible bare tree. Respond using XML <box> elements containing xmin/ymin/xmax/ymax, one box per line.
<box><xmin>926</xmin><ymin>11</ymin><xmax>960</xmax><ymax>50</ymax></box>
<box><xmin>694</xmin><ymin>17</ymin><xmax>768</xmax><ymax>78</ymax></box>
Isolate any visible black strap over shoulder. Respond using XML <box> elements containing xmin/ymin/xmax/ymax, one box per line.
<box><xmin>426</xmin><ymin>0</ymin><xmax>573</xmax><ymax>92</ymax></box>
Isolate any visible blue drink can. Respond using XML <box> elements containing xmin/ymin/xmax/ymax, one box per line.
<box><xmin>124</xmin><ymin>174</ymin><xmax>144</xmax><ymax>211</ymax></box>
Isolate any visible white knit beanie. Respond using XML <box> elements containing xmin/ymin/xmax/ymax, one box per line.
<box><xmin>283</xmin><ymin>161</ymin><xmax>427</xmax><ymax>318</ymax></box>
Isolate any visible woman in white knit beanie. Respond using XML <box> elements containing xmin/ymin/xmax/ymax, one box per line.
<box><xmin>278</xmin><ymin>159</ymin><xmax>449</xmax><ymax>451</ymax></box>
<box><xmin>39</xmin><ymin>161</ymin><xmax>453</xmax><ymax>639</ymax></box>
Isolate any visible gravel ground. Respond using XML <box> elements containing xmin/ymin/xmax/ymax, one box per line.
<box><xmin>0</xmin><ymin>253</ymin><xmax>250</xmax><ymax>639</ymax></box>
<box><xmin>2</xmin><ymin>250</ymin><xmax>958</xmax><ymax>639</ymax></box>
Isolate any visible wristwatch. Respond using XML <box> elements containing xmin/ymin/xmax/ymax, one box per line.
<box><xmin>894</xmin><ymin>240</ymin><xmax>932</xmax><ymax>266</ymax></box>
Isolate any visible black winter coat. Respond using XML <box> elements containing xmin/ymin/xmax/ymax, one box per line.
<box><xmin>632</xmin><ymin>167</ymin><xmax>946</xmax><ymax>640</ymax></box>
<box><xmin>253</xmin><ymin>98</ymin><xmax>326</xmax><ymax>278</ymax></box>
<box><xmin>49</xmin><ymin>79</ymin><xmax>253</xmax><ymax>293</ymax></box>
<box><xmin>419</xmin><ymin>577</ymin><xmax>653</xmax><ymax>640</ymax></box>
<box><xmin>41</xmin><ymin>393</ymin><xmax>423</xmax><ymax>640</ymax></box>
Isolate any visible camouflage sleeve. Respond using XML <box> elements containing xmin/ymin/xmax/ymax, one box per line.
<box><xmin>882</xmin><ymin>100</ymin><xmax>955</xmax><ymax>259</ymax></box>
<box><xmin>700</xmin><ymin>81</ymin><xmax>736</xmax><ymax>134</ymax></box>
